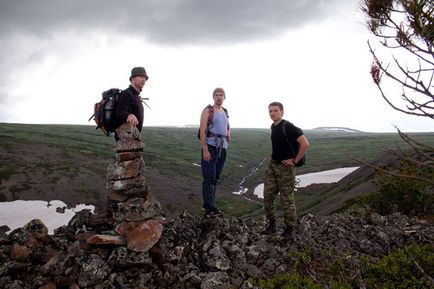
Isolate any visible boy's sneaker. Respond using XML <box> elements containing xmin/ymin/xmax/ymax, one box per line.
<box><xmin>261</xmin><ymin>220</ymin><xmax>277</xmax><ymax>235</ymax></box>
<box><xmin>206</xmin><ymin>208</ymin><xmax>223</xmax><ymax>217</ymax></box>
<box><xmin>281</xmin><ymin>226</ymin><xmax>294</xmax><ymax>240</ymax></box>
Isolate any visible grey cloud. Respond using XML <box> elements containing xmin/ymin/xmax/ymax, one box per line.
<box><xmin>0</xmin><ymin>0</ymin><xmax>344</xmax><ymax>44</ymax></box>
<box><xmin>0</xmin><ymin>0</ymin><xmax>349</xmax><ymax>105</ymax></box>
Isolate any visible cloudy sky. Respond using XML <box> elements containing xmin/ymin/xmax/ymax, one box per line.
<box><xmin>0</xmin><ymin>0</ymin><xmax>432</xmax><ymax>132</ymax></box>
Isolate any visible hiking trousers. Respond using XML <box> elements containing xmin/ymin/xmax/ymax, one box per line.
<box><xmin>263</xmin><ymin>161</ymin><xmax>297</xmax><ymax>227</ymax></box>
<box><xmin>201</xmin><ymin>145</ymin><xmax>226</xmax><ymax>212</ymax></box>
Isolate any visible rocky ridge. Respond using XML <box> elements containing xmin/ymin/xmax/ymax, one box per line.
<box><xmin>0</xmin><ymin>210</ymin><xmax>432</xmax><ymax>289</ymax></box>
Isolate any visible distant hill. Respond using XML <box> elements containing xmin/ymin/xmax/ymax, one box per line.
<box><xmin>311</xmin><ymin>126</ymin><xmax>364</xmax><ymax>133</ymax></box>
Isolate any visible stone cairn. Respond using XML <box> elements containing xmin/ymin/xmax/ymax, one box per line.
<box><xmin>88</xmin><ymin>123</ymin><xmax>164</xmax><ymax>252</ymax></box>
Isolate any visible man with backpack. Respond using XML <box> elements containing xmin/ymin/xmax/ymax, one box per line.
<box><xmin>199</xmin><ymin>87</ymin><xmax>231</xmax><ymax>217</ymax></box>
<box><xmin>262</xmin><ymin>102</ymin><xmax>309</xmax><ymax>240</ymax></box>
<box><xmin>114</xmin><ymin>66</ymin><xmax>148</xmax><ymax>140</ymax></box>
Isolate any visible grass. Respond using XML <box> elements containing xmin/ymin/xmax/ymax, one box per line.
<box><xmin>1</xmin><ymin>122</ymin><xmax>433</xmax><ymax>216</ymax></box>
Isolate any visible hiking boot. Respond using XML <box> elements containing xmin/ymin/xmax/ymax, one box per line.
<box><xmin>261</xmin><ymin>220</ymin><xmax>277</xmax><ymax>235</ymax></box>
<box><xmin>281</xmin><ymin>226</ymin><xmax>294</xmax><ymax>240</ymax></box>
<box><xmin>206</xmin><ymin>208</ymin><xmax>223</xmax><ymax>218</ymax></box>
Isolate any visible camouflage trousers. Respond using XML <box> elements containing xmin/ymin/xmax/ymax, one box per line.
<box><xmin>263</xmin><ymin>161</ymin><xmax>297</xmax><ymax>227</ymax></box>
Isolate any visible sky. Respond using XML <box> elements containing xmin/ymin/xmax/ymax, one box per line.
<box><xmin>0</xmin><ymin>0</ymin><xmax>432</xmax><ymax>132</ymax></box>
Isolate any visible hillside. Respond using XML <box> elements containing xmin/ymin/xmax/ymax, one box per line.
<box><xmin>1</xmin><ymin>123</ymin><xmax>434</xmax><ymax>218</ymax></box>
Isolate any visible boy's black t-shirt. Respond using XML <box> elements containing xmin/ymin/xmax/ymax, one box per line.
<box><xmin>271</xmin><ymin>120</ymin><xmax>303</xmax><ymax>162</ymax></box>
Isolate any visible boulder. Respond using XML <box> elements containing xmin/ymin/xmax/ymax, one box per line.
<box><xmin>126</xmin><ymin>220</ymin><xmax>163</xmax><ymax>252</ymax></box>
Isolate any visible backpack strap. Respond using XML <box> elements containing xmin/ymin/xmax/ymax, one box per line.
<box><xmin>206</xmin><ymin>105</ymin><xmax>214</xmax><ymax>124</ymax></box>
<box><xmin>124</xmin><ymin>88</ymin><xmax>135</xmax><ymax>114</ymax></box>
<box><xmin>281</xmin><ymin>120</ymin><xmax>297</xmax><ymax>158</ymax></box>
<box><xmin>205</xmin><ymin>105</ymin><xmax>230</xmax><ymax>137</ymax></box>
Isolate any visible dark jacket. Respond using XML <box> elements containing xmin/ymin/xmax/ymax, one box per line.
<box><xmin>115</xmin><ymin>85</ymin><xmax>144</xmax><ymax>132</ymax></box>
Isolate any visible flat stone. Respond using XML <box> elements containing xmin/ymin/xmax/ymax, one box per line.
<box><xmin>69</xmin><ymin>283</ymin><xmax>80</xmax><ymax>289</ymax></box>
<box><xmin>107</xmin><ymin>175</ymin><xmax>147</xmax><ymax>191</ymax></box>
<box><xmin>106</xmin><ymin>157</ymin><xmax>145</xmax><ymax>181</ymax></box>
<box><xmin>113</xmin><ymin>139</ymin><xmax>144</xmax><ymax>153</ymax></box>
<box><xmin>108</xmin><ymin>190</ymin><xmax>130</xmax><ymax>202</ymax></box>
<box><xmin>86</xmin><ymin>234</ymin><xmax>125</xmax><ymax>246</ymax></box>
<box><xmin>114</xmin><ymin>195</ymin><xmax>162</xmax><ymax>222</ymax></box>
<box><xmin>115</xmin><ymin>123</ymin><xmax>142</xmax><ymax>141</ymax></box>
<box><xmin>126</xmin><ymin>219</ymin><xmax>163</xmax><ymax>252</ymax></box>
<box><xmin>116</xmin><ymin>151</ymin><xmax>142</xmax><ymax>162</ymax></box>
<box><xmin>108</xmin><ymin>184</ymin><xmax>149</xmax><ymax>202</ymax></box>
<box><xmin>39</xmin><ymin>282</ymin><xmax>56</xmax><ymax>289</ymax></box>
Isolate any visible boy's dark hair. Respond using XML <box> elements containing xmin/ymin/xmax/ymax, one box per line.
<box><xmin>268</xmin><ymin>102</ymin><xmax>284</xmax><ymax>111</ymax></box>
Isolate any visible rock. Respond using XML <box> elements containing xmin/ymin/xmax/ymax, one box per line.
<box><xmin>41</xmin><ymin>251</ymin><xmax>67</xmax><ymax>275</ymax></box>
<box><xmin>246</xmin><ymin>245</ymin><xmax>260</xmax><ymax>264</ymax></box>
<box><xmin>0</xmin><ymin>225</ymin><xmax>9</xmax><ymax>243</ymax></box>
<box><xmin>115</xmin><ymin>123</ymin><xmax>142</xmax><ymax>141</ymax></box>
<box><xmin>78</xmin><ymin>254</ymin><xmax>110</xmax><ymax>288</ymax></box>
<box><xmin>200</xmin><ymin>272</ymin><xmax>230</xmax><ymax>289</ymax></box>
<box><xmin>68</xmin><ymin>283</ymin><xmax>80</xmax><ymax>289</ymax></box>
<box><xmin>114</xmin><ymin>195</ymin><xmax>162</xmax><ymax>222</ymax></box>
<box><xmin>23</xmin><ymin>219</ymin><xmax>48</xmax><ymax>239</ymax></box>
<box><xmin>86</xmin><ymin>234</ymin><xmax>126</xmax><ymax>246</ymax></box>
<box><xmin>5</xmin><ymin>280</ymin><xmax>31</xmax><ymax>289</ymax></box>
<box><xmin>108</xmin><ymin>183</ymin><xmax>149</xmax><ymax>201</ymax></box>
<box><xmin>206</xmin><ymin>243</ymin><xmax>230</xmax><ymax>271</ymax></box>
<box><xmin>10</xmin><ymin>243</ymin><xmax>30</xmax><ymax>261</ymax></box>
<box><xmin>39</xmin><ymin>282</ymin><xmax>56</xmax><ymax>289</ymax></box>
<box><xmin>67</xmin><ymin>209</ymin><xmax>94</xmax><ymax>232</ymax></box>
<box><xmin>56</xmin><ymin>207</ymin><xmax>66</xmax><ymax>214</ymax></box>
<box><xmin>108</xmin><ymin>247</ymin><xmax>153</xmax><ymax>267</ymax></box>
<box><xmin>106</xmin><ymin>157</ymin><xmax>146</xmax><ymax>181</ymax></box>
<box><xmin>239</xmin><ymin>280</ymin><xmax>261</xmax><ymax>289</ymax></box>
<box><xmin>0</xmin><ymin>225</ymin><xmax>10</xmax><ymax>234</ymax></box>
<box><xmin>113</xmin><ymin>139</ymin><xmax>144</xmax><ymax>153</ymax></box>
<box><xmin>108</xmin><ymin>190</ymin><xmax>130</xmax><ymax>202</ymax></box>
<box><xmin>116</xmin><ymin>151</ymin><xmax>143</xmax><ymax>162</ymax></box>
<box><xmin>2</xmin><ymin>208</ymin><xmax>434</xmax><ymax>288</ymax></box>
<box><xmin>126</xmin><ymin>220</ymin><xmax>163</xmax><ymax>252</ymax></box>
<box><xmin>107</xmin><ymin>175</ymin><xmax>147</xmax><ymax>191</ymax></box>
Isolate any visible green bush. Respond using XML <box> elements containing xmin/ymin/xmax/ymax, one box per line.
<box><xmin>251</xmin><ymin>273</ymin><xmax>322</xmax><ymax>289</ymax></box>
<box><xmin>363</xmin><ymin>244</ymin><xmax>434</xmax><ymax>289</ymax></box>
<box><xmin>251</xmin><ymin>272</ymin><xmax>353</xmax><ymax>289</ymax></box>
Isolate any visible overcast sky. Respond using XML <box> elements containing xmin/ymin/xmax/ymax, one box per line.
<box><xmin>0</xmin><ymin>0</ymin><xmax>432</xmax><ymax>132</ymax></box>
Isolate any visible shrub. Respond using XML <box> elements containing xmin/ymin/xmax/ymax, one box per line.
<box><xmin>362</xmin><ymin>244</ymin><xmax>434</xmax><ymax>289</ymax></box>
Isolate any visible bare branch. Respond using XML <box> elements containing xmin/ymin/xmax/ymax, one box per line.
<box><xmin>404</xmin><ymin>248</ymin><xmax>434</xmax><ymax>286</ymax></box>
<box><xmin>353</xmin><ymin>157</ymin><xmax>434</xmax><ymax>185</ymax></box>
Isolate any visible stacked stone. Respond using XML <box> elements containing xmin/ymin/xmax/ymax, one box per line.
<box><xmin>97</xmin><ymin>123</ymin><xmax>164</xmax><ymax>252</ymax></box>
